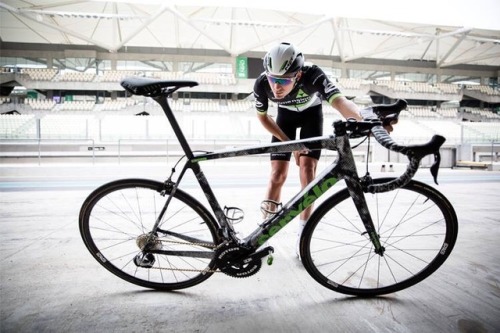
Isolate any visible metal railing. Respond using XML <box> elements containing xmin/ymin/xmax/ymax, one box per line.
<box><xmin>0</xmin><ymin>138</ymin><xmax>96</xmax><ymax>165</ymax></box>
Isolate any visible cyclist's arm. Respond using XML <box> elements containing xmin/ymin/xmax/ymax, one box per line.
<box><xmin>257</xmin><ymin>112</ymin><xmax>302</xmax><ymax>166</ymax></box>
<box><xmin>254</xmin><ymin>74</ymin><xmax>290</xmax><ymax>142</ymax></box>
<box><xmin>304</xmin><ymin>66</ymin><xmax>362</xmax><ymax>121</ymax></box>
<box><xmin>331</xmin><ymin>96</ymin><xmax>362</xmax><ymax>120</ymax></box>
<box><xmin>257</xmin><ymin>112</ymin><xmax>290</xmax><ymax>142</ymax></box>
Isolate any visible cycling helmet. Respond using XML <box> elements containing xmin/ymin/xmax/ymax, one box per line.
<box><xmin>263</xmin><ymin>42</ymin><xmax>304</xmax><ymax>76</ymax></box>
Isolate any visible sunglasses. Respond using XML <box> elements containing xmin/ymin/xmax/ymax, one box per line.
<box><xmin>266</xmin><ymin>74</ymin><xmax>296</xmax><ymax>86</ymax></box>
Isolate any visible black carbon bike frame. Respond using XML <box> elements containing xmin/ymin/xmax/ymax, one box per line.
<box><xmin>150</xmin><ymin>93</ymin><xmax>385</xmax><ymax>254</ymax></box>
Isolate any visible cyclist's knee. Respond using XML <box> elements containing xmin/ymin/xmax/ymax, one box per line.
<box><xmin>270</xmin><ymin>161</ymin><xmax>289</xmax><ymax>186</ymax></box>
<box><xmin>270</xmin><ymin>169</ymin><xmax>287</xmax><ymax>186</ymax></box>
<box><xmin>300</xmin><ymin>159</ymin><xmax>318</xmax><ymax>179</ymax></box>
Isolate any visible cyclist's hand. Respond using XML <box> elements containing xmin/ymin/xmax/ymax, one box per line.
<box><xmin>293</xmin><ymin>150</ymin><xmax>301</xmax><ymax>166</ymax></box>
<box><xmin>293</xmin><ymin>149</ymin><xmax>310</xmax><ymax>166</ymax></box>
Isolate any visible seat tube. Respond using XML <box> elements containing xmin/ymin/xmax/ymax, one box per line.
<box><xmin>153</xmin><ymin>95</ymin><xmax>195</xmax><ymax>159</ymax></box>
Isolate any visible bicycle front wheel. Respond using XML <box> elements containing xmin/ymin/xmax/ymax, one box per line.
<box><xmin>79</xmin><ymin>179</ymin><xmax>220</xmax><ymax>291</ymax></box>
<box><xmin>301</xmin><ymin>178</ymin><xmax>458</xmax><ymax>296</ymax></box>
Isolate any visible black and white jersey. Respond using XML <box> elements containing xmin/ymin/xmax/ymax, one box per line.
<box><xmin>253</xmin><ymin>65</ymin><xmax>343</xmax><ymax>114</ymax></box>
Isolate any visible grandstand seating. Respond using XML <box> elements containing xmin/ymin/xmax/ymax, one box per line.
<box><xmin>407</xmin><ymin>106</ymin><xmax>440</xmax><ymax>118</ymax></box>
<box><xmin>1</xmin><ymin>68</ymin><xmax>498</xmax><ymax>152</ymax></box>
<box><xmin>0</xmin><ymin>97</ymin><xmax>11</xmax><ymax>105</ymax></box>
<box><xmin>462</xmin><ymin>122</ymin><xmax>500</xmax><ymax>142</ymax></box>
<box><xmin>98</xmin><ymin>70</ymin><xmax>140</xmax><ymax>83</ymax></box>
<box><xmin>464</xmin><ymin>107</ymin><xmax>500</xmax><ymax>120</ymax></box>
<box><xmin>0</xmin><ymin>114</ymin><xmax>37</xmax><ymax>139</ymax></box>
<box><xmin>436</xmin><ymin>108</ymin><xmax>459</xmax><ymax>118</ymax></box>
<box><xmin>375</xmin><ymin>80</ymin><xmax>413</xmax><ymax>93</ymax></box>
<box><xmin>434</xmin><ymin>83</ymin><xmax>461</xmax><ymax>94</ymax></box>
<box><xmin>58</xmin><ymin>72</ymin><xmax>96</xmax><ymax>82</ymax></box>
<box><xmin>2</xmin><ymin>98</ymin><xmax>498</xmax><ymax>142</ymax></box>
<box><xmin>21</xmin><ymin>68</ymin><xmax>58</xmax><ymax>81</ymax></box>
<box><xmin>466</xmin><ymin>85</ymin><xmax>500</xmax><ymax>96</ymax></box>
<box><xmin>337</xmin><ymin>78</ymin><xmax>369</xmax><ymax>90</ymax></box>
<box><xmin>25</xmin><ymin>99</ymin><xmax>56</xmax><ymax>111</ymax></box>
<box><xmin>39</xmin><ymin>114</ymin><xmax>94</xmax><ymax>139</ymax></box>
<box><xmin>6</xmin><ymin>68</ymin><xmax>498</xmax><ymax>98</ymax></box>
<box><xmin>57</xmin><ymin>101</ymin><xmax>95</xmax><ymax>112</ymax></box>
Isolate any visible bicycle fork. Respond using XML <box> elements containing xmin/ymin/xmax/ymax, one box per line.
<box><xmin>344</xmin><ymin>177</ymin><xmax>385</xmax><ymax>255</ymax></box>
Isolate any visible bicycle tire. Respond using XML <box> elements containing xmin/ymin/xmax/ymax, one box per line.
<box><xmin>300</xmin><ymin>178</ymin><xmax>458</xmax><ymax>296</ymax></box>
<box><xmin>79</xmin><ymin>178</ymin><xmax>220</xmax><ymax>291</ymax></box>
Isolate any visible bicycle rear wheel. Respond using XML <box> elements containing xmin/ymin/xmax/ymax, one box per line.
<box><xmin>301</xmin><ymin>178</ymin><xmax>458</xmax><ymax>296</ymax></box>
<box><xmin>79</xmin><ymin>179</ymin><xmax>220</xmax><ymax>290</ymax></box>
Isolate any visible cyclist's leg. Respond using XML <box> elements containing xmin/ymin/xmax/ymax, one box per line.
<box><xmin>263</xmin><ymin>109</ymin><xmax>296</xmax><ymax>217</ymax></box>
<box><xmin>298</xmin><ymin>155</ymin><xmax>319</xmax><ymax>221</ymax></box>
<box><xmin>298</xmin><ymin>104</ymin><xmax>323</xmax><ymax>222</ymax></box>
<box><xmin>296</xmin><ymin>105</ymin><xmax>323</xmax><ymax>257</ymax></box>
<box><xmin>263</xmin><ymin>159</ymin><xmax>289</xmax><ymax>217</ymax></box>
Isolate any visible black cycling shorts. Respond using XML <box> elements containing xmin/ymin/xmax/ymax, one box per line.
<box><xmin>271</xmin><ymin>104</ymin><xmax>323</xmax><ymax>161</ymax></box>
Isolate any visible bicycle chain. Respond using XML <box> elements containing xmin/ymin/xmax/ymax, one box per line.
<box><xmin>140</xmin><ymin>239</ymin><xmax>262</xmax><ymax>276</ymax></box>
<box><xmin>143</xmin><ymin>238</ymin><xmax>222</xmax><ymax>273</ymax></box>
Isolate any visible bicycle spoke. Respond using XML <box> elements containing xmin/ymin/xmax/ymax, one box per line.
<box><xmin>80</xmin><ymin>180</ymin><xmax>219</xmax><ymax>290</ymax></box>
<box><xmin>302</xmin><ymin>179</ymin><xmax>457</xmax><ymax>296</ymax></box>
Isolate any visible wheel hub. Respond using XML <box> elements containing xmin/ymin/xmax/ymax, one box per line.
<box><xmin>136</xmin><ymin>233</ymin><xmax>162</xmax><ymax>251</ymax></box>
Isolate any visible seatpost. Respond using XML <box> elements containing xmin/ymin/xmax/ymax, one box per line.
<box><xmin>153</xmin><ymin>94</ymin><xmax>195</xmax><ymax>160</ymax></box>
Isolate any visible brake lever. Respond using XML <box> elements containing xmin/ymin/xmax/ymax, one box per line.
<box><xmin>430</xmin><ymin>152</ymin><xmax>441</xmax><ymax>185</ymax></box>
<box><xmin>345</xmin><ymin>118</ymin><xmax>381</xmax><ymax>138</ymax></box>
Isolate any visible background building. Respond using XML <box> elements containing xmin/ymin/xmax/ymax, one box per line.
<box><xmin>1</xmin><ymin>1</ymin><xmax>499</xmax><ymax>165</ymax></box>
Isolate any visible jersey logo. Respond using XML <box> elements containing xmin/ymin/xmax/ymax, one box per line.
<box><xmin>323</xmin><ymin>79</ymin><xmax>337</xmax><ymax>94</ymax></box>
<box><xmin>296</xmin><ymin>89</ymin><xmax>308</xmax><ymax>98</ymax></box>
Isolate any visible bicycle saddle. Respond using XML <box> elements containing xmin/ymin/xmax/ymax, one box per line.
<box><xmin>121</xmin><ymin>77</ymin><xmax>199</xmax><ymax>96</ymax></box>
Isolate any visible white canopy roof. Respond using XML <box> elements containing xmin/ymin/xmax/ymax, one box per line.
<box><xmin>1</xmin><ymin>0</ymin><xmax>499</xmax><ymax>67</ymax></box>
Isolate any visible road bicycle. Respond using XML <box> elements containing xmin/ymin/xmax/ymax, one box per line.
<box><xmin>79</xmin><ymin>77</ymin><xmax>458</xmax><ymax>296</ymax></box>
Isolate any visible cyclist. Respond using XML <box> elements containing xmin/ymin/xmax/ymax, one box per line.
<box><xmin>253</xmin><ymin>42</ymin><xmax>363</xmax><ymax>257</ymax></box>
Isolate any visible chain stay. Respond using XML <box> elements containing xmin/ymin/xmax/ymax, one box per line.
<box><xmin>141</xmin><ymin>238</ymin><xmax>221</xmax><ymax>273</ymax></box>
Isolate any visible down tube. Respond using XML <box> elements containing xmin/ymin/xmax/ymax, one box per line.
<box><xmin>245</xmin><ymin>161</ymin><xmax>343</xmax><ymax>248</ymax></box>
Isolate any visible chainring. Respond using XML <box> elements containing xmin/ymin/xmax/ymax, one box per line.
<box><xmin>215</xmin><ymin>245</ymin><xmax>262</xmax><ymax>278</ymax></box>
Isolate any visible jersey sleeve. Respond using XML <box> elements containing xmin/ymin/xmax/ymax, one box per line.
<box><xmin>253</xmin><ymin>75</ymin><xmax>269</xmax><ymax>115</ymax></box>
<box><xmin>307</xmin><ymin>66</ymin><xmax>343</xmax><ymax>104</ymax></box>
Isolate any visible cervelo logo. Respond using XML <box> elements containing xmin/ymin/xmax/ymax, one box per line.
<box><xmin>257</xmin><ymin>176</ymin><xmax>337</xmax><ymax>245</ymax></box>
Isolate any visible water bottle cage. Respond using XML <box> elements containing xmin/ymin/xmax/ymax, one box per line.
<box><xmin>260</xmin><ymin>199</ymin><xmax>283</xmax><ymax>219</ymax></box>
<box><xmin>224</xmin><ymin>206</ymin><xmax>245</xmax><ymax>224</ymax></box>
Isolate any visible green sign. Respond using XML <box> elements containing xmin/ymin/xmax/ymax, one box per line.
<box><xmin>236</xmin><ymin>56</ymin><xmax>248</xmax><ymax>79</ymax></box>
<box><xmin>26</xmin><ymin>91</ymin><xmax>38</xmax><ymax>99</ymax></box>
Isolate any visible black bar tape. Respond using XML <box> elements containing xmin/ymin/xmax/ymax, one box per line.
<box><xmin>368</xmin><ymin>126</ymin><xmax>422</xmax><ymax>193</ymax></box>
<box><xmin>370</xmin><ymin>126</ymin><xmax>411</xmax><ymax>156</ymax></box>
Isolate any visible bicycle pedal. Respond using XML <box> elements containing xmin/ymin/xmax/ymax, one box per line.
<box><xmin>245</xmin><ymin>246</ymin><xmax>274</xmax><ymax>263</ymax></box>
<box><xmin>267</xmin><ymin>254</ymin><xmax>274</xmax><ymax>265</ymax></box>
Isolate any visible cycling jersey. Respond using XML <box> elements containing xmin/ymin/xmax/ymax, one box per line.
<box><xmin>271</xmin><ymin>104</ymin><xmax>323</xmax><ymax>161</ymax></box>
<box><xmin>253</xmin><ymin>65</ymin><xmax>343</xmax><ymax>114</ymax></box>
